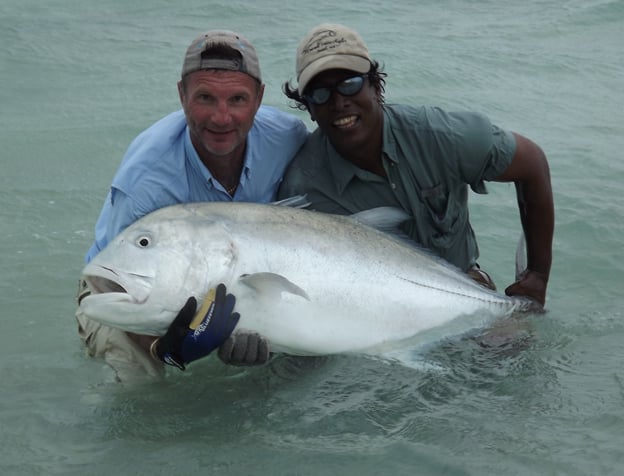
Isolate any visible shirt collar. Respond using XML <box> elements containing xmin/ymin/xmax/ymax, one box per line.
<box><xmin>381</xmin><ymin>107</ymin><xmax>400</xmax><ymax>165</ymax></box>
<box><xmin>325</xmin><ymin>108</ymin><xmax>397</xmax><ymax>193</ymax></box>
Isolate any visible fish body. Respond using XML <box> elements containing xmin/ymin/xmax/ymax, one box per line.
<box><xmin>80</xmin><ymin>202</ymin><xmax>535</xmax><ymax>356</ymax></box>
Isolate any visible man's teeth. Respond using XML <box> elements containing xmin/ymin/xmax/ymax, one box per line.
<box><xmin>334</xmin><ymin>116</ymin><xmax>357</xmax><ymax>127</ymax></box>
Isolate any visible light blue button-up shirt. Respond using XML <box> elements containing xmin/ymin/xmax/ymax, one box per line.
<box><xmin>85</xmin><ymin>106</ymin><xmax>308</xmax><ymax>262</ymax></box>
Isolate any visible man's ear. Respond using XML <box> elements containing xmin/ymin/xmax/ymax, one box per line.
<box><xmin>255</xmin><ymin>83</ymin><xmax>265</xmax><ymax>112</ymax></box>
<box><xmin>177</xmin><ymin>80</ymin><xmax>185</xmax><ymax>105</ymax></box>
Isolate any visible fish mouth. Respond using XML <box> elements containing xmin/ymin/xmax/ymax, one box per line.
<box><xmin>81</xmin><ymin>263</ymin><xmax>152</xmax><ymax>304</ymax></box>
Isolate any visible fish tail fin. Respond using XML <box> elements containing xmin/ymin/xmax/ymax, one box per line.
<box><xmin>515</xmin><ymin>233</ymin><xmax>527</xmax><ymax>281</ymax></box>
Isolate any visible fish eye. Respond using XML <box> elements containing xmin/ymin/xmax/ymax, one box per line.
<box><xmin>136</xmin><ymin>236</ymin><xmax>151</xmax><ymax>248</ymax></box>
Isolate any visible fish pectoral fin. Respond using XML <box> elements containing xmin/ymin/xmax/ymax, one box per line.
<box><xmin>239</xmin><ymin>272</ymin><xmax>310</xmax><ymax>301</ymax></box>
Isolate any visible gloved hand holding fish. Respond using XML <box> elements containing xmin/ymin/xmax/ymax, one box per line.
<box><xmin>150</xmin><ymin>284</ymin><xmax>240</xmax><ymax>370</ymax></box>
<box><xmin>78</xmin><ymin>201</ymin><xmax>540</xmax><ymax>361</ymax></box>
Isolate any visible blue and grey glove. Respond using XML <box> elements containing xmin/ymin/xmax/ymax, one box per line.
<box><xmin>151</xmin><ymin>284</ymin><xmax>240</xmax><ymax>370</ymax></box>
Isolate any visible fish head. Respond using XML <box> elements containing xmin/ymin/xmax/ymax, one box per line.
<box><xmin>79</xmin><ymin>206</ymin><xmax>236</xmax><ymax>336</ymax></box>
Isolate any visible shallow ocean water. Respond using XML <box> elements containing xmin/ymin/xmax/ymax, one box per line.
<box><xmin>1</xmin><ymin>0</ymin><xmax>623</xmax><ymax>474</ymax></box>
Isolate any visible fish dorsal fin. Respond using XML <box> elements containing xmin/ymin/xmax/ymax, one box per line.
<box><xmin>271</xmin><ymin>194</ymin><xmax>311</xmax><ymax>209</ymax></box>
<box><xmin>349</xmin><ymin>208</ymin><xmax>446</xmax><ymax>262</ymax></box>
<box><xmin>239</xmin><ymin>272</ymin><xmax>310</xmax><ymax>301</ymax></box>
<box><xmin>349</xmin><ymin>207</ymin><xmax>410</xmax><ymax>234</ymax></box>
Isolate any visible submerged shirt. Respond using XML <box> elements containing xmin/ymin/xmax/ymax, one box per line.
<box><xmin>277</xmin><ymin>104</ymin><xmax>516</xmax><ymax>271</ymax></box>
<box><xmin>86</xmin><ymin>106</ymin><xmax>308</xmax><ymax>262</ymax></box>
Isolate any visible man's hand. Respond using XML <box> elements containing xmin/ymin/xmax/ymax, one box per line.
<box><xmin>505</xmin><ymin>269</ymin><xmax>548</xmax><ymax>309</ymax></box>
<box><xmin>218</xmin><ymin>332</ymin><xmax>271</xmax><ymax>366</ymax></box>
<box><xmin>152</xmin><ymin>284</ymin><xmax>240</xmax><ymax>370</ymax></box>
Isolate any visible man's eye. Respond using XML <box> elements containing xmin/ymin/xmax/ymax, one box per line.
<box><xmin>231</xmin><ymin>95</ymin><xmax>248</xmax><ymax>104</ymax></box>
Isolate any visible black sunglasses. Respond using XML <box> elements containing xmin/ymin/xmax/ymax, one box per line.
<box><xmin>303</xmin><ymin>75</ymin><xmax>367</xmax><ymax>105</ymax></box>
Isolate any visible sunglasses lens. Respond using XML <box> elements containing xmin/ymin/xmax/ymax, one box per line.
<box><xmin>305</xmin><ymin>75</ymin><xmax>366</xmax><ymax>105</ymax></box>
<box><xmin>337</xmin><ymin>76</ymin><xmax>365</xmax><ymax>96</ymax></box>
<box><xmin>308</xmin><ymin>88</ymin><xmax>332</xmax><ymax>105</ymax></box>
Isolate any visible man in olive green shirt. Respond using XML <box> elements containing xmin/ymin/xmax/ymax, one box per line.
<box><xmin>280</xmin><ymin>23</ymin><xmax>554</xmax><ymax>306</ymax></box>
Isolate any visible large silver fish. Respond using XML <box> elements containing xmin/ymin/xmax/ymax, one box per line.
<box><xmin>79</xmin><ymin>201</ymin><xmax>537</xmax><ymax>357</ymax></box>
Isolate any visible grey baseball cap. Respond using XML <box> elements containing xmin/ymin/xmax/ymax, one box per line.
<box><xmin>181</xmin><ymin>30</ymin><xmax>261</xmax><ymax>81</ymax></box>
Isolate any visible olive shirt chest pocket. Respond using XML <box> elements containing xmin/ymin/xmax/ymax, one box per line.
<box><xmin>420</xmin><ymin>183</ymin><xmax>461</xmax><ymax>236</ymax></box>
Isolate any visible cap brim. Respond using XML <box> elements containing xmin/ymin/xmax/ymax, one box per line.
<box><xmin>297</xmin><ymin>55</ymin><xmax>371</xmax><ymax>95</ymax></box>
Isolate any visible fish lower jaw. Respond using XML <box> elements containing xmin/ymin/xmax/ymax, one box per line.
<box><xmin>82</xmin><ymin>292</ymin><xmax>138</xmax><ymax>306</ymax></box>
<box><xmin>83</xmin><ymin>274</ymin><xmax>151</xmax><ymax>304</ymax></box>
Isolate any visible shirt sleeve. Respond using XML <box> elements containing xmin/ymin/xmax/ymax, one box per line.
<box><xmin>447</xmin><ymin>111</ymin><xmax>516</xmax><ymax>193</ymax></box>
<box><xmin>105</xmin><ymin>188</ymin><xmax>144</xmax><ymax>246</ymax></box>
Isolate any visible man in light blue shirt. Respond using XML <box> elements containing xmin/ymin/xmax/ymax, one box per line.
<box><xmin>77</xmin><ymin>30</ymin><xmax>308</xmax><ymax>381</ymax></box>
<box><xmin>86</xmin><ymin>106</ymin><xmax>307</xmax><ymax>261</ymax></box>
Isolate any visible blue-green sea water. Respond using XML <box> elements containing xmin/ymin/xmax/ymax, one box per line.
<box><xmin>1</xmin><ymin>1</ymin><xmax>623</xmax><ymax>475</ymax></box>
